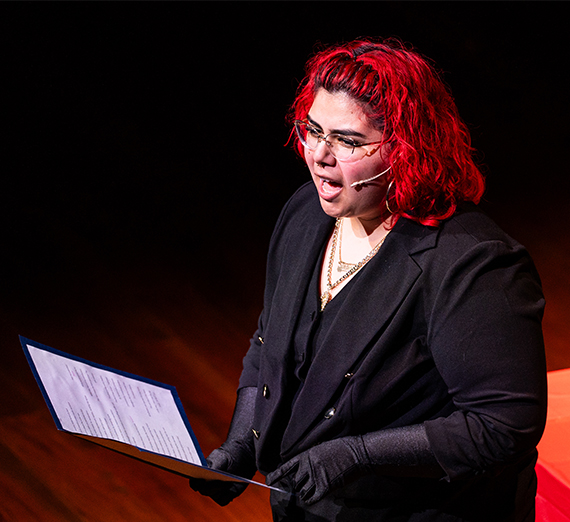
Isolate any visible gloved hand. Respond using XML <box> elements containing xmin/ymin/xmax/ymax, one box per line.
<box><xmin>266</xmin><ymin>436</ymin><xmax>370</xmax><ymax>505</ymax></box>
<box><xmin>266</xmin><ymin>424</ymin><xmax>442</xmax><ymax>505</ymax></box>
<box><xmin>189</xmin><ymin>387</ymin><xmax>258</xmax><ymax>506</ymax></box>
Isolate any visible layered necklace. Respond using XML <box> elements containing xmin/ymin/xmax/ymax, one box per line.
<box><xmin>320</xmin><ymin>218</ymin><xmax>388</xmax><ymax>312</ymax></box>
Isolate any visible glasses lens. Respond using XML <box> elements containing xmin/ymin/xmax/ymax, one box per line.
<box><xmin>328</xmin><ymin>136</ymin><xmax>355</xmax><ymax>161</ymax></box>
<box><xmin>296</xmin><ymin>122</ymin><xmax>318</xmax><ymax>150</ymax></box>
<box><xmin>294</xmin><ymin>121</ymin><xmax>364</xmax><ymax>162</ymax></box>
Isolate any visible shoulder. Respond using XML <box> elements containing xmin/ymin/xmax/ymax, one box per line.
<box><xmin>399</xmin><ymin>203</ymin><xmax>528</xmax><ymax>261</ymax></box>
<box><xmin>278</xmin><ymin>181</ymin><xmax>323</xmax><ymax>223</ymax></box>
<box><xmin>393</xmin><ymin>204</ymin><xmax>540</xmax><ymax>292</ymax></box>
<box><xmin>438</xmin><ymin>204</ymin><xmax>533</xmax><ymax>268</ymax></box>
<box><xmin>443</xmin><ymin>203</ymin><xmax>520</xmax><ymax>246</ymax></box>
<box><xmin>269</xmin><ymin>182</ymin><xmax>329</xmax><ymax>240</ymax></box>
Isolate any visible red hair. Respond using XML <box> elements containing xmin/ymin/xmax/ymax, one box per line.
<box><xmin>289</xmin><ymin>38</ymin><xmax>485</xmax><ymax>226</ymax></box>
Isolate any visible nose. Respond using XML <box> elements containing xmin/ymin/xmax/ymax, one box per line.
<box><xmin>312</xmin><ymin>137</ymin><xmax>335</xmax><ymax>165</ymax></box>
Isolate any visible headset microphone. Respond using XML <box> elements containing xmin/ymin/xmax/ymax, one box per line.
<box><xmin>350</xmin><ymin>164</ymin><xmax>392</xmax><ymax>187</ymax></box>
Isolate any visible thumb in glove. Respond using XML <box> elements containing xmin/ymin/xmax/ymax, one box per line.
<box><xmin>266</xmin><ymin>436</ymin><xmax>369</xmax><ymax>505</ymax></box>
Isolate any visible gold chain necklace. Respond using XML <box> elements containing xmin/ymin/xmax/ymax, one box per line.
<box><xmin>337</xmin><ymin>218</ymin><xmax>356</xmax><ymax>272</ymax></box>
<box><xmin>320</xmin><ymin>218</ymin><xmax>387</xmax><ymax>312</ymax></box>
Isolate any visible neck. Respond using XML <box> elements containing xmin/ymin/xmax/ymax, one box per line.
<box><xmin>347</xmin><ymin>214</ymin><xmax>392</xmax><ymax>237</ymax></box>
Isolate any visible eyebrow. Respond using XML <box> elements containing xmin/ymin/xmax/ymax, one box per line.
<box><xmin>306</xmin><ymin>115</ymin><xmax>367</xmax><ymax>139</ymax></box>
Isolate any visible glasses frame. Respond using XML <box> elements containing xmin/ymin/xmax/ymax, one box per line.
<box><xmin>294</xmin><ymin>119</ymin><xmax>384</xmax><ymax>162</ymax></box>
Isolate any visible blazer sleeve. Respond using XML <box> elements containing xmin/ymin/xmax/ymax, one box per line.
<box><xmin>239</xmin><ymin>318</ymin><xmax>264</xmax><ymax>389</ymax></box>
<box><xmin>424</xmin><ymin>237</ymin><xmax>547</xmax><ymax>481</ymax></box>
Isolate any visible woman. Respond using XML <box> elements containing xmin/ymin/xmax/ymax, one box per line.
<box><xmin>191</xmin><ymin>38</ymin><xmax>547</xmax><ymax>521</ymax></box>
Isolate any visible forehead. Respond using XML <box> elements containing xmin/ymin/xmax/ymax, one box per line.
<box><xmin>308</xmin><ymin>89</ymin><xmax>380</xmax><ymax>136</ymax></box>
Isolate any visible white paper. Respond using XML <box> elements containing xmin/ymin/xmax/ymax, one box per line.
<box><xmin>26</xmin><ymin>344</ymin><xmax>203</xmax><ymax>466</ymax></box>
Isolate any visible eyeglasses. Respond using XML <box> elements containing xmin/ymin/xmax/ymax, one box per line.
<box><xmin>294</xmin><ymin>119</ymin><xmax>383</xmax><ymax>162</ymax></box>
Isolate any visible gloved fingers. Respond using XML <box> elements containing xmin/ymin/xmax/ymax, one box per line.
<box><xmin>189</xmin><ymin>477</ymin><xmax>207</xmax><ymax>493</ymax></box>
<box><xmin>190</xmin><ymin>448</ymin><xmax>247</xmax><ymax>505</ymax></box>
<box><xmin>208</xmin><ymin>481</ymin><xmax>248</xmax><ymax>506</ymax></box>
<box><xmin>189</xmin><ymin>478</ymin><xmax>248</xmax><ymax>506</ymax></box>
<box><xmin>300</xmin><ymin>475</ymin><xmax>330</xmax><ymax>505</ymax></box>
<box><xmin>268</xmin><ymin>457</ymin><xmax>320</xmax><ymax>503</ymax></box>
<box><xmin>298</xmin><ymin>459</ymin><xmax>322</xmax><ymax>505</ymax></box>
<box><xmin>295</xmin><ymin>468</ymin><xmax>310</xmax><ymax>490</ymax></box>
<box><xmin>206</xmin><ymin>448</ymin><xmax>231</xmax><ymax>471</ymax></box>
<box><xmin>266</xmin><ymin>457</ymin><xmax>300</xmax><ymax>486</ymax></box>
<box><xmin>291</xmin><ymin>443</ymin><xmax>347</xmax><ymax>505</ymax></box>
<box><xmin>299</xmin><ymin>479</ymin><xmax>317</xmax><ymax>503</ymax></box>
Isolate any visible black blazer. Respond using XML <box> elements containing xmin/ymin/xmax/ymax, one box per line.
<box><xmin>240</xmin><ymin>182</ymin><xmax>547</xmax><ymax>518</ymax></box>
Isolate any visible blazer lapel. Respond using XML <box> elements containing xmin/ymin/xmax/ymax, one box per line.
<box><xmin>261</xmin><ymin>209</ymin><xmax>334</xmax><ymax>388</ymax></box>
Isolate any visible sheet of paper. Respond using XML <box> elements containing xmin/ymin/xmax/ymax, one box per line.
<box><xmin>20</xmin><ymin>337</ymin><xmax>283</xmax><ymax>491</ymax></box>
<box><xmin>23</xmin><ymin>339</ymin><xmax>205</xmax><ymax>466</ymax></box>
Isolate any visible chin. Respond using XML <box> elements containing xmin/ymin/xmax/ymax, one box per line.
<box><xmin>319</xmin><ymin>200</ymin><xmax>340</xmax><ymax>218</ymax></box>
<box><xmin>319</xmin><ymin>201</ymin><xmax>347</xmax><ymax>220</ymax></box>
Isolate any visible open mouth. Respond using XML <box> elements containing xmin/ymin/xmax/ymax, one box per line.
<box><xmin>318</xmin><ymin>177</ymin><xmax>343</xmax><ymax>200</ymax></box>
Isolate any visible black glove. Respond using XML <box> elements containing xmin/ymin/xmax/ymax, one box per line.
<box><xmin>189</xmin><ymin>386</ymin><xmax>257</xmax><ymax>506</ymax></box>
<box><xmin>266</xmin><ymin>424</ymin><xmax>443</xmax><ymax>505</ymax></box>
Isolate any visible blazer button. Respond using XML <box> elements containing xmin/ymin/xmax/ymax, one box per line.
<box><xmin>324</xmin><ymin>407</ymin><xmax>336</xmax><ymax>419</ymax></box>
<box><xmin>344</xmin><ymin>372</ymin><xmax>354</xmax><ymax>379</ymax></box>
<box><xmin>262</xmin><ymin>384</ymin><xmax>269</xmax><ymax>398</ymax></box>
<box><xmin>252</xmin><ymin>429</ymin><xmax>260</xmax><ymax>439</ymax></box>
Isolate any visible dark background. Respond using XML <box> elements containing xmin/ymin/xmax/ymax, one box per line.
<box><xmin>2</xmin><ymin>1</ymin><xmax>570</xmax><ymax>368</ymax></box>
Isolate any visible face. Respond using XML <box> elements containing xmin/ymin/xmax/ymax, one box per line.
<box><xmin>304</xmin><ymin>89</ymin><xmax>391</xmax><ymax>224</ymax></box>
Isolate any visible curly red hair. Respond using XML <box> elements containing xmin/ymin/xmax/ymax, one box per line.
<box><xmin>288</xmin><ymin>38</ymin><xmax>485</xmax><ymax>226</ymax></box>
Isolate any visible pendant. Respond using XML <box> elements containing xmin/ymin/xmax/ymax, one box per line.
<box><xmin>320</xmin><ymin>290</ymin><xmax>331</xmax><ymax>312</ymax></box>
<box><xmin>337</xmin><ymin>260</ymin><xmax>354</xmax><ymax>272</ymax></box>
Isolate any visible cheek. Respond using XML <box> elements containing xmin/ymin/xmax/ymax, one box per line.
<box><xmin>350</xmin><ymin>158</ymin><xmax>387</xmax><ymax>182</ymax></box>
<box><xmin>343</xmin><ymin>164</ymin><xmax>368</xmax><ymax>183</ymax></box>
<box><xmin>304</xmin><ymin>150</ymin><xmax>316</xmax><ymax>173</ymax></box>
